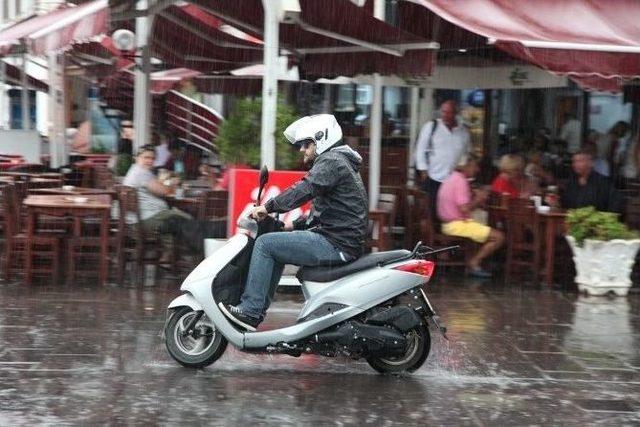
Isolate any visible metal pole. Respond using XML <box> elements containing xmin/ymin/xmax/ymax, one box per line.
<box><xmin>369</xmin><ymin>76</ymin><xmax>383</xmax><ymax>208</ymax></box>
<box><xmin>0</xmin><ymin>60</ymin><xmax>5</xmax><ymax>129</ymax></box>
<box><xmin>368</xmin><ymin>0</ymin><xmax>385</xmax><ymax>208</ymax></box>
<box><xmin>48</xmin><ymin>52</ymin><xmax>59</xmax><ymax>168</ymax></box>
<box><xmin>133</xmin><ymin>0</ymin><xmax>151</xmax><ymax>152</ymax></box>
<box><xmin>407</xmin><ymin>86</ymin><xmax>419</xmax><ymax>186</ymax></box>
<box><xmin>260</xmin><ymin>0</ymin><xmax>279</xmax><ymax>169</ymax></box>
<box><xmin>21</xmin><ymin>53</ymin><xmax>30</xmax><ymax>130</ymax></box>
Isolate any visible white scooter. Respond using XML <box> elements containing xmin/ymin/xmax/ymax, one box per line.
<box><xmin>164</xmin><ymin>167</ymin><xmax>451</xmax><ymax>374</ymax></box>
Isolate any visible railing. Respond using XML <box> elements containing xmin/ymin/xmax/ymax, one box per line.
<box><xmin>165</xmin><ymin>90</ymin><xmax>223</xmax><ymax>154</ymax></box>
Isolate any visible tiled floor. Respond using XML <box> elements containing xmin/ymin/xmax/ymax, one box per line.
<box><xmin>0</xmin><ymin>274</ymin><xmax>639</xmax><ymax>425</ymax></box>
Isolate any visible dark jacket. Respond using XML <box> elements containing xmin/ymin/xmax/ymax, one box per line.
<box><xmin>561</xmin><ymin>171</ymin><xmax>622</xmax><ymax>213</ymax></box>
<box><xmin>264</xmin><ymin>145</ymin><xmax>368</xmax><ymax>259</ymax></box>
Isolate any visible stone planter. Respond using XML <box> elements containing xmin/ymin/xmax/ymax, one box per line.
<box><xmin>566</xmin><ymin>235</ymin><xmax>640</xmax><ymax>296</ymax></box>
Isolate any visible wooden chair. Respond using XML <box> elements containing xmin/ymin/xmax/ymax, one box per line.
<box><xmin>625</xmin><ymin>196</ymin><xmax>640</xmax><ymax>230</ymax></box>
<box><xmin>505</xmin><ymin>198</ymin><xmax>541</xmax><ymax>282</ymax></box>
<box><xmin>197</xmin><ymin>190</ymin><xmax>228</xmax><ymax>221</ymax></box>
<box><xmin>403</xmin><ymin>187</ymin><xmax>423</xmax><ymax>248</ymax></box>
<box><xmin>93</xmin><ymin>166</ymin><xmax>115</xmax><ymax>190</ymax></box>
<box><xmin>417</xmin><ymin>192</ymin><xmax>476</xmax><ymax>271</ymax></box>
<box><xmin>115</xmin><ymin>185</ymin><xmax>162</xmax><ymax>284</ymax></box>
<box><xmin>1</xmin><ymin>184</ymin><xmax>61</xmax><ymax>283</ymax></box>
<box><xmin>367</xmin><ymin>193</ymin><xmax>397</xmax><ymax>252</ymax></box>
<box><xmin>7</xmin><ymin>163</ymin><xmax>47</xmax><ymax>173</ymax></box>
<box><xmin>27</xmin><ymin>178</ymin><xmax>63</xmax><ymax>190</ymax></box>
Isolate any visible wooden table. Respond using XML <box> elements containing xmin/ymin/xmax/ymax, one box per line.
<box><xmin>488</xmin><ymin>204</ymin><xmax>566</xmax><ymax>286</ymax></box>
<box><xmin>28</xmin><ymin>187</ymin><xmax>116</xmax><ymax>197</ymax></box>
<box><xmin>538</xmin><ymin>209</ymin><xmax>567</xmax><ymax>286</ymax></box>
<box><xmin>24</xmin><ymin>195</ymin><xmax>112</xmax><ymax>285</ymax></box>
<box><xmin>167</xmin><ymin>196</ymin><xmax>201</xmax><ymax>218</ymax></box>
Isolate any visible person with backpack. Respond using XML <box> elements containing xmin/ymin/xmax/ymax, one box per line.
<box><xmin>415</xmin><ymin>100</ymin><xmax>470</xmax><ymax>214</ymax></box>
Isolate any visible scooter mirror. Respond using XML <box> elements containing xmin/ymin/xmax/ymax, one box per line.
<box><xmin>259</xmin><ymin>166</ymin><xmax>269</xmax><ymax>188</ymax></box>
<box><xmin>256</xmin><ymin>166</ymin><xmax>269</xmax><ymax>206</ymax></box>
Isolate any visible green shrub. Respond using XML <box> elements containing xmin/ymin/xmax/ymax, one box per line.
<box><xmin>215</xmin><ymin>96</ymin><xmax>300</xmax><ymax>170</ymax></box>
<box><xmin>566</xmin><ymin>206</ymin><xmax>639</xmax><ymax>246</ymax></box>
<box><xmin>89</xmin><ymin>142</ymin><xmax>109</xmax><ymax>154</ymax></box>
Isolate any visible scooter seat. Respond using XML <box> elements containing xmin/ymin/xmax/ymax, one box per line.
<box><xmin>296</xmin><ymin>250</ymin><xmax>411</xmax><ymax>283</ymax></box>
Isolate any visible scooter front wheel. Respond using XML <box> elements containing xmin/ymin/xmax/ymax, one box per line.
<box><xmin>165</xmin><ymin>306</ymin><xmax>227</xmax><ymax>368</ymax></box>
<box><xmin>366</xmin><ymin>324</ymin><xmax>430</xmax><ymax>374</ymax></box>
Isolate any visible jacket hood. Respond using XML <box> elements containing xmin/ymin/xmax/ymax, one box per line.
<box><xmin>328</xmin><ymin>145</ymin><xmax>362</xmax><ymax>170</ymax></box>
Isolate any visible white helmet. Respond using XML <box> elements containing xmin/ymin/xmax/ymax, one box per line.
<box><xmin>283</xmin><ymin>114</ymin><xmax>343</xmax><ymax>155</ymax></box>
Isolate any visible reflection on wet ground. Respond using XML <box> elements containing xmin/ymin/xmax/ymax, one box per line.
<box><xmin>1</xmin><ymin>275</ymin><xmax>639</xmax><ymax>425</ymax></box>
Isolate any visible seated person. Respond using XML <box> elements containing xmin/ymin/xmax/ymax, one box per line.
<box><xmin>581</xmin><ymin>141</ymin><xmax>610</xmax><ymax>177</ymax></box>
<box><xmin>164</xmin><ymin>140</ymin><xmax>185</xmax><ymax>176</ymax></box>
<box><xmin>524</xmin><ymin>150</ymin><xmax>555</xmax><ymax>187</ymax></box>
<box><xmin>559</xmin><ymin>149</ymin><xmax>622</xmax><ymax>213</ymax></box>
<box><xmin>123</xmin><ymin>145</ymin><xmax>192</xmax><ymax>258</ymax></box>
<box><xmin>491</xmin><ymin>154</ymin><xmax>538</xmax><ymax>199</ymax></box>
<box><xmin>438</xmin><ymin>155</ymin><xmax>505</xmax><ymax>278</ymax></box>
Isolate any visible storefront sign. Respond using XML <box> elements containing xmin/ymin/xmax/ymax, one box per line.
<box><xmin>227</xmin><ymin>168</ymin><xmax>311</xmax><ymax>236</ymax></box>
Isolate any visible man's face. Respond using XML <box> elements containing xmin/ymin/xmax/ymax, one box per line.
<box><xmin>137</xmin><ymin>150</ymin><xmax>155</xmax><ymax>169</ymax></box>
<box><xmin>299</xmin><ymin>140</ymin><xmax>317</xmax><ymax>165</ymax></box>
<box><xmin>572</xmin><ymin>153</ymin><xmax>593</xmax><ymax>176</ymax></box>
<box><xmin>441</xmin><ymin>102</ymin><xmax>457</xmax><ymax>127</ymax></box>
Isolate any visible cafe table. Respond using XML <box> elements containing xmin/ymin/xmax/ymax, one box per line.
<box><xmin>28</xmin><ymin>186</ymin><xmax>116</xmax><ymax>197</ymax></box>
<box><xmin>23</xmin><ymin>194</ymin><xmax>112</xmax><ymax>286</ymax></box>
<box><xmin>167</xmin><ymin>195</ymin><xmax>201</xmax><ymax>218</ymax></box>
<box><xmin>537</xmin><ymin>208</ymin><xmax>567</xmax><ymax>286</ymax></box>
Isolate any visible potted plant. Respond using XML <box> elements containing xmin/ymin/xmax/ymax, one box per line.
<box><xmin>566</xmin><ymin>207</ymin><xmax>640</xmax><ymax>296</ymax></box>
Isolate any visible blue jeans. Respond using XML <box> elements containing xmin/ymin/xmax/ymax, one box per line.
<box><xmin>238</xmin><ymin>231</ymin><xmax>350</xmax><ymax>319</ymax></box>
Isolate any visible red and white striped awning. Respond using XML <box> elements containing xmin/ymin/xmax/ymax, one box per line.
<box><xmin>411</xmin><ymin>0</ymin><xmax>640</xmax><ymax>86</ymax></box>
<box><xmin>0</xmin><ymin>0</ymin><xmax>109</xmax><ymax>56</ymax></box>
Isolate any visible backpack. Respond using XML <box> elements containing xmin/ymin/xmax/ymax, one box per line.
<box><xmin>423</xmin><ymin>119</ymin><xmax>438</xmax><ymax>168</ymax></box>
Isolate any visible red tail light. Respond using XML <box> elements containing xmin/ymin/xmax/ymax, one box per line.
<box><xmin>393</xmin><ymin>260</ymin><xmax>435</xmax><ymax>278</ymax></box>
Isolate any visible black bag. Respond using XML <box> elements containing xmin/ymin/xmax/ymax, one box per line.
<box><xmin>211</xmin><ymin>240</ymin><xmax>254</xmax><ymax>305</ymax></box>
<box><xmin>159</xmin><ymin>216</ymin><xmax>226</xmax><ymax>254</ymax></box>
<box><xmin>423</xmin><ymin>119</ymin><xmax>438</xmax><ymax>168</ymax></box>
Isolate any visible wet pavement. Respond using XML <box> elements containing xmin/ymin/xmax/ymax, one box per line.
<box><xmin>1</xmin><ymin>274</ymin><xmax>640</xmax><ymax>426</ymax></box>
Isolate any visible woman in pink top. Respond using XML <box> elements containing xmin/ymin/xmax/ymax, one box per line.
<box><xmin>436</xmin><ymin>155</ymin><xmax>505</xmax><ymax>278</ymax></box>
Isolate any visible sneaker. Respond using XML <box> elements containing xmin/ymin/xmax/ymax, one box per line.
<box><xmin>218</xmin><ymin>303</ymin><xmax>261</xmax><ymax>332</ymax></box>
<box><xmin>468</xmin><ymin>266</ymin><xmax>492</xmax><ymax>279</ymax></box>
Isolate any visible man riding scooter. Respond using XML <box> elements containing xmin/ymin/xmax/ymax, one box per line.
<box><xmin>220</xmin><ymin>114</ymin><xmax>368</xmax><ymax>331</ymax></box>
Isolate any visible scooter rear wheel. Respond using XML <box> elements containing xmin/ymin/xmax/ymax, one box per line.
<box><xmin>366</xmin><ymin>324</ymin><xmax>430</xmax><ymax>374</ymax></box>
<box><xmin>165</xmin><ymin>306</ymin><xmax>227</xmax><ymax>368</ymax></box>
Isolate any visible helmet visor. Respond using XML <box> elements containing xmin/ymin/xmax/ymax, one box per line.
<box><xmin>293</xmin><ymin>138</ymin><xmax>315</xmax><ymax>150</ymax></box>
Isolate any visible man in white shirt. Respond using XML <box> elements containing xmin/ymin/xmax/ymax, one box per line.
<box><xmin>415</xmin><ymin>100</ymin><xmax>470</xmax><ymax>215</ymax></box>
<box><xmin>559</xmin><ymin>113</ymin><xmax>582</xmax><ymax>154</ymax></box>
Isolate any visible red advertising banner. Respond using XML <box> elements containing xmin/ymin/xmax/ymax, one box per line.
<box><xmin>227</xmin><ymin>168</ymin><xmax>312</xmax><ymax>237</ymax></box>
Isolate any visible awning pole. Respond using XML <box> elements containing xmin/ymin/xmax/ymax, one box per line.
<box><xmin>260</xmin><ymin>0</ymin><xmax>279</xmax><ymax>169</ymax></box>
<box><xmin>368</xmin><ymin>0</ymin><xmax>385</xmax><ymax>208</ymax></box>
<box><xmin>21</xmin><ymin>53</ymin><xmax>30</xmax><ymax>130</ymax></box>
<box><xmin>408</xmin><ymin>86</ymin><xmax>419</xmax><ymax>186</ymax></box>
<box><xmin>48</xmin><ymin>52</ymin><xmax>67</xmax><ymax>169</ymax></box>
<box><xmin>133</xmin><ymin>0</ymin><xmax>152</xmax><ymax>152</ymax></box>
<box><xmin>322</xmin><ymin>84</ymin><xmax>331</xmax><ymax>113</ymax></box>
<box><xmin>0</xmin><ymin>60</ymin><xmax>5</xmax><ymax>129</ymax></box>
<box><xmin>48</xmin><ymin>52</ymin><xmax>59</xmax><ymax>168</ymax></box>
